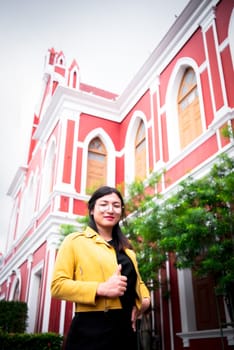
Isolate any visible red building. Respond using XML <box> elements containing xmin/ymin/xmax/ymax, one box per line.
<box><xmin>0</xmin><ymin>0</ymin><xmax>234</xmax><ymax>349</ymax></box>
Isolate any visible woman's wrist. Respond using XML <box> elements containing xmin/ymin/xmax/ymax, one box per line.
<box><xmin>96</xmin><ymin>282</ymin><xmax>105</xmax><ymax>297</ymax></box>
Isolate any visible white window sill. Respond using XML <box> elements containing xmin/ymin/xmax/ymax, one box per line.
<box><xmin>177</xmin><ymin>328</ymin><xmax>234</xmax><ymax>347</ymax></box>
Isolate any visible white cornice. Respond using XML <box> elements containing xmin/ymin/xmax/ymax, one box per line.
<box><xmin>177</xmin><ymin>328</ymin><xmax>234</xmax><ymax>347</ymax></box>
<box><xmin>0</xmin><ymin>212</ymin><xmax>79</xmax><ymax>282</ymax></box>
<box><xmin>118</xmin><ymin>0</ymin><xmax>219</xmax><ymax>117</ymax></box>
<box><xmin>34</xmin><ymin>86</ymin><xmax>121</xmax><ymax>142</ymax></box>
<box><xmin>33</xmin><ymin>1</ymin><xmax>221</xmax><ymax>144</ymax></box>
<box><xmin>7</xmin><ymin>166</ymin><xmax>28</xmax><ymax>199</ymax></box>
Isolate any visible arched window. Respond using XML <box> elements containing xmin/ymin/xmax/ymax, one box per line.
<box><xmin>9</xmin><ymin>276</ymin><xmax>21</xmax><ymax>301</ymax></box>
<box><xmin>12</xmin><ymin>279</ymin><xmax>20</xmax><ymax>301</ymax></box>
<box><xmin>178</xmin><ymin>68</ymin><xmax>202</xmax><ymax>149</ymax></box>
<box><xmin>16</xmin><ymin>170</ymin><xmax>39</xmax><ymax>238</ymax></box>
<box><xmin>27</xmin><ymin>264</ymin><xmax>43</xmax><ymax>333</ymax></box>
<box><xmin>40</xmin><ymin>141</ymin><xmax>56</xmax><ymax>208</ymax></box>
<box><xmin>7</xmin><ymin>200</ymin><xmax>18</xmax><ymax>248</ymax></box>
<box><xmin>86</xmin><ymin>137</ymin><xmax>107</xmax><ymax>192</ymax></box>
<box><xmin>72</xmin><ymin>71</ymin><xmax>77</xmax><ymax>88</ymax></box>
<box><xmin>228</xmin><ymin>9</ymin><xmax>234</xmax><ymax>69</ymax></box>
<box><xmin>135</xmin><ymin>121</ymin><xmax>146</xmax><ymax>180</ymax></box>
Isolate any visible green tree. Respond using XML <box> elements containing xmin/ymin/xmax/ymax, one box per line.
<box><xmin>123</xmin><ymin>154</ymin><xmax>234</xmax><ymax>318</ymax></box>
<box><xmin>59</xmin><ymin>154</ymin><xmax>234</xmax><ymax>310</ymax></box>
<box><xmin>122</xmin><ymin>172</ymin><xmax>167</xmax><ymax>286</ymax></box>
<box><xmin>160</xmin><ymin>154</ymin><xmax>234</xmax><ymax>295</ymax></box>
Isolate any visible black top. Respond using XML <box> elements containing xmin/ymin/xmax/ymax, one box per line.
<box><xmin>108</xmin><ymin>239</ymin><xmax>137</xmax><ymax>313</ymax></box>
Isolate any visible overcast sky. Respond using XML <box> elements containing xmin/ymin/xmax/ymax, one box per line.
<box><xmin>0</xmin><ymin>0</ymin><xmax>189</xmax><ymax>253</ymax></box>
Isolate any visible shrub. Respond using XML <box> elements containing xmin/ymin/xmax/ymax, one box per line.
<box><xmin>0</xmin><ymin>331</ymin><xmax>63</xmax><ymax>350</ymax></box>
<box><xmin>0</xmin><ymin>301</ymin><xmax>27</xmax><ymax>333</ymax></box>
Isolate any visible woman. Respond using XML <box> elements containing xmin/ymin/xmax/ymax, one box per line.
<box><xmin>51</xmin><ymin>186</ymin><xmax>150</xmax><ymax>350</ymax></box>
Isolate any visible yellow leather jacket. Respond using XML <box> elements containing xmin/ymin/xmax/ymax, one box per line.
<box><xmin>51</xmin><ymin>226</ymin><xmax>150</xmax><ymax>312</ymax></box>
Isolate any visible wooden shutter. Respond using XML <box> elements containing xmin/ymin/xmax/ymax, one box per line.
<box><xmin>135</xmin><ymin>121</ymin><xmax>146</xmax><ymax>180</ymax></box>
<box><xmin>178</xmin><ymin>68</ymin><xmax>202</xmax><ymax>149</ymax></box>
<box><xmin>86</xmin><ymin>137</ymin><xmax>107</xmax><ymax>191</ymax></box>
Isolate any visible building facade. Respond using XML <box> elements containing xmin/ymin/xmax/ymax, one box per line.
<box><xmin>0</xmin><ymin>0</ymin><xmax>234</xmax><ymax>349</ymax></box>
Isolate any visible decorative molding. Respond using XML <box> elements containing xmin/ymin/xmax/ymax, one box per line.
<box><xmin>7</xmin><ymin>166</ymin><xmax>28</xmax><ymax>199</ymax></box>
<box><xmin>177</xmin><ymin>328</ymin><xmax>234</xmax><ymax>347</ymax></box>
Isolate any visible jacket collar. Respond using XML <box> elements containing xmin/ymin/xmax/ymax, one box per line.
<box><xmin>84</xmin><ymin>226</ymin><xmax>98</xmax><ymax>238</ymax></box>
<box><xmin>85</xmin><ymin>226</ymin><xmax>113</xmax><ymax>246</ymax></box>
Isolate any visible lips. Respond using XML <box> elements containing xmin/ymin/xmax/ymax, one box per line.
<box><xmin>104</xmin><ymin>216</ymin><xmax>115</xmax><ymax>220</ymax></box>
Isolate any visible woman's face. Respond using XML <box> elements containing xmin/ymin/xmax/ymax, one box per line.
<box><xmin>91</xmin><ymin>192</ymin><xmax>123</xmax><ymax>231</ymax></box>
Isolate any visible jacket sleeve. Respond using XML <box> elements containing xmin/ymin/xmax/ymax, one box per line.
<box><xmin>50</xmin><ymin>234</ymin><xmax>98</xmax><ymax>305</ymax></box>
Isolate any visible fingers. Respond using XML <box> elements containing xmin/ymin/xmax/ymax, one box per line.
<box><xmin>117</xmin><ymin>279</ymin><xmax>127</xmax><ymax>296</ymax></box>
<box><xmin>115</xmin><ymin>264</ymin><xmax>122</xmax><ymax>275</ymax></box>
<box><xmin>131</xmin><ymin>306</ymin><xmax>138</xmax><ymax>332</ymax></box>
<box><xmin>97</xmin><ymin>265</ymin><xmax>127</xmax><ymax>298</ymax></box>
<box><xmin>114</xmin><ymin>267</ymin><xmax>127</xmax><ymax>295</ymax></box>
<box><xmin>97</xmin><ymin>277</ymin><xmax>123</xmax><ymax>298</ymax></box>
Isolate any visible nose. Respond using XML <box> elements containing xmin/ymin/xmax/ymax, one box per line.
<box><xmin>106</xmin><ymin>204</ymin><xmax>114</xmax><ymax>212</ymax></box>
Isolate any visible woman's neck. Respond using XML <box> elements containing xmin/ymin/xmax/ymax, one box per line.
<box><xmin>97</xmin><ymin>227</ymin><xmax>113</xmax><ymax>241</ymax></box>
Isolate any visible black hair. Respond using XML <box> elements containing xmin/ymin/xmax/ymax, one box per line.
<box><xmin>88</xmin><ymin>186</ymin><xmax>132</xmax><ymax>251</ymax></box>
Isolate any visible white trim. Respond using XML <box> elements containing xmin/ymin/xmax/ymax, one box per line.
<box><xmin>228</xmin><ymin>9</ymin><xmax>234</xmax><ymax>70</ymax></box>
<box><xmin>25</xmin><ymin>254</ymin><xmax>33</xmax><ymax>302</ymax></box>
<box><xmin>158</xmin><ymin>269</ymin><xmax>165</xmax><ymax>350</ymax></box>
<box><xmin>27</xmin><ymin>261</ymin><xmax>44</xmax><ymax>333</ymax></box>
<box><xmin>68</xmin><ymin>65</ymin><xmax>80</xmax><ymax>90</ymax></box>
<box><xmin>124</xmin><ymin>111</ymin><xmax>149</xmax><ymax>186</ymax></box>
<box><xmin>41</xmin><ymin>240</ymin><xmax>57</xmax><ymax>332</ymax></box>
<box><xmin>201</xmin><ymin>10</ymin><xmax>217</xmax><ymax>116</ymax></box>
<box><xmin>59</xmin><ymin>300</ymin><xmax>66</xmax><ymax>335</ymax></box>
<box><xmin>39</xmin><ymin>137</ymin><xmax>57</xmax><ymax>209</ymax></box>
<box><xmin>156</xmin><ymin>81</ymin><xmax>163</xmax><ymax>163</ymax></box>
<box><xmin>166</xmin><ymin>57</ymin><xmax>206</xmax><ymax>160</ymax></box>
<box><xmin>166</xmin><ymin>259</ymin><xmax>174</xmax><ymax>350</ymax></box>
<box><xmin>212</xmin><ymin>14</ymin><xmax>228</xmax><ymax>107</ymax></box>
<box><xmin>8</xmin><ymin>269</ymin><xmax>21</xmax><ymax>301</ymax></box>
<box><xmin>70</xmin><ymin>112</ymin><xmax>81</xmax><ymax>194</ymax></box>
<box><xmin>56</xmin><ymin>113</ymin><xmax>67</xmax><ymax>186</ymax></box>
<box><xmin>80</xmin><ymin>128</ymin><xmax>116</xmax><ymax>194</ymax></box>
<box><xmin>150</xmin><ymin>90</ymin><xmax>156</xmax><ymax>167</ymax></box>
<box><xmin>177</xmin><ymin>328</ymin><xmax>234</xmax><ymax>347</ymax></box>
<box><xmin>177</xmin><ymin>269</ymin><xmax>196</xmax><ymax>332</ymax></box>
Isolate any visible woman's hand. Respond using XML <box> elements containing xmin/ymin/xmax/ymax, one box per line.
<box><xmin>141</xmin><ymin>297</ymin><xmax>151</xmax><ymax>313</ymax></box>
<box><xmin>96</xmin><ymin>264</ymin><xmax>127</xmax><ymax>298</ymax></box>
<box><xmin>131</xmin><ymin>298</ymin><xmax>151</xmax><ymax>332</ymax></box>
<box><xmin>131</xmin><ymin>306</ymin><xmax>139</xmax><ymax>332</ymax></box>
